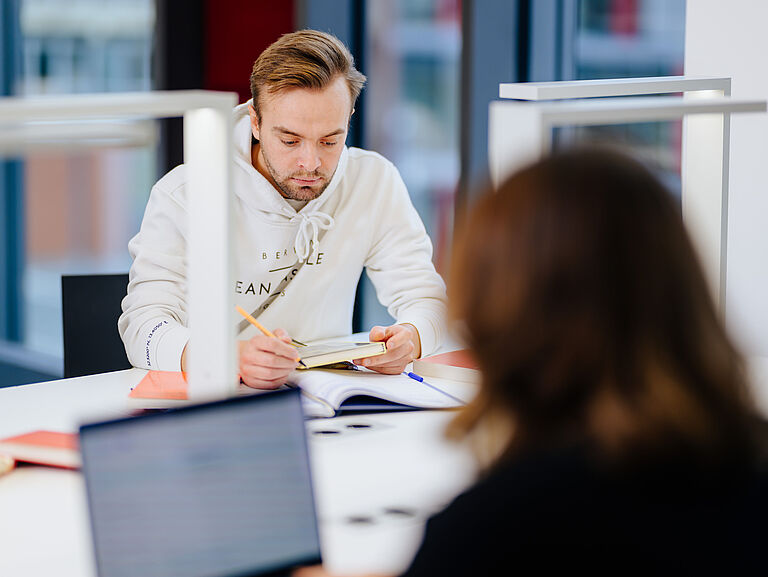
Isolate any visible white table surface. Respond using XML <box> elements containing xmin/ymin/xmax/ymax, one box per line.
<box><xmin>7</xmin><ymin>356</ymin><xmax>765</xmax><ymax>577</ymax></box>
<box><xmin>0</xmin><ymin>369</ymin><xmax>478</xmax><ymax>576</ymax></box>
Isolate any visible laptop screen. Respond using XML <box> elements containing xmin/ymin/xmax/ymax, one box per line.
<box><xmin>80</xmin><ymin>388</ymin><xmax>321</xmax><ymax>577</ymax></box>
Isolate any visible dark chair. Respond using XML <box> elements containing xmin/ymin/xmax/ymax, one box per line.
<box><xmin>61</xmin><ymin>273</ymin><xmax>132</xmax><ymax>378</ymax></box>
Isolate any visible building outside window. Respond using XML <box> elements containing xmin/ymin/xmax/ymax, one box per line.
<box><xmin>0</xmin><ymin>0</ymin><xmax>156</xmax><ymax>382</ymax></box>
<box><xmin>359</xmin><ymin>0</ymin><xmax>461</xmax><ymax>328</ymax></box>
<box><xmin>555</xmin><ymin>0</ymin><xmax>686</xmax><ymax>197</ymax></box>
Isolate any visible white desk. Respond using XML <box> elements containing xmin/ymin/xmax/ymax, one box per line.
<box><xmin>0</xmin><ymin>370</ymin><xmax>477</xmax><ymax>576</ymax></box>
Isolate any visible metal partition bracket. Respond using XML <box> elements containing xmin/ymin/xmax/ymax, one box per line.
<box><xmin>489</xmin><ymin>76</ymin><xmax>766</xmax><ymax>311</ymax></box>
<box><xmin>0</xmin><ymin>90</ymin><xmax>240</xmax><ymax>400</ymax></box>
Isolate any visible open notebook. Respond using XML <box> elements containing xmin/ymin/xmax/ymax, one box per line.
<box><xmin>128</xmin><ymin>368</ymin><xmax>472</xmax><ymax>417</ymax></box>
<box><xmin>293</xmin><ymin>368</ymin><xmax>467</xmax><ymax>417</ymax></box>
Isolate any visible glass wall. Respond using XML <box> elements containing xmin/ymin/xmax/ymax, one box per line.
<box><xmin>19</xmin><ymin>0</ymin><xmax>153</xmax><ymax>94</ymax></box>
<box><xmin>1</xmin><ymin>0</ymin><xmax>156</xmax><ymax>381</ymax></box>
<box><xmin>556</xmin><ymin>0</ymin><xmax>686</xmax><ymax>198</ymax></box>
<box><xmin>350</xmin><ymin>0</ymin><xmax>686</xmax><ymax>330</ymax></box>
<box><xmin>0</xmin><ymin>0</ymin><xmax>689</xmax><ymax>382</ymax></box>
<box><xmin>359</xmin><ymin>0</ymin><xmax>461</xmax><ymax>328</ymax></box>
<box><xmin>573</xmin><ymin>0</ymin><xmax>685</xmax><ymax>80</ymax></box>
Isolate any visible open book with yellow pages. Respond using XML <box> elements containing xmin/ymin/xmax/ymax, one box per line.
<box><xmin>295</xmin><ymin>341</ymin><xmax>386</xmax><ymax>368</ymax></box>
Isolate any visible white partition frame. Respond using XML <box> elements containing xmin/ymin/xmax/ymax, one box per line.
<box><xmin>0</xmin><ymin>90</ymin><xmax>239</xmax><ymax>400</ymax></box>
<box><xmin>490</xmin><ymin>76</ymin><xmax>767</xmax><ymax>309</ymax></box>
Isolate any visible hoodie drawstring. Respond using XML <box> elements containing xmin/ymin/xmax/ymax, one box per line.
<box><xmin>291</xmin><ymin>211</ymin><xmax>335</xmax><ymax>262</ymax></box>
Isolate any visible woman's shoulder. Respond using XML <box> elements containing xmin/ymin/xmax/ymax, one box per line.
<box><xmin>431</xmin><ymin>442</ymin><xmax>768</xmax><ymax>537</ymax></box>
<box><xmin>431</xmin><ymin>445</ymin><xmax>595</xmax><ymax>531</ymax></box>
<box><xmin>405</xmin><ymin>445</ymin><xmax>768</xmax><ymax>575</ymax></box>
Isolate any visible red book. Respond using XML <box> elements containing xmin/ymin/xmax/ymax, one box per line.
<box><xmin>412</xmin><ymin>350</ymin><xmax>481</xmax><ymax>384</ymax></box>
<box><xmin>0</xmin><ymin>430</ymin><xmax>80</xmax><ymax>469</ymax></box>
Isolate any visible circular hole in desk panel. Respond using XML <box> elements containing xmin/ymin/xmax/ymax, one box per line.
<box><xmin>313</xmin><ymin>429</ymin><xmax>342</xmax><ymax>436</ymax></box>
<box><xmin>346</xmin><ymin>515</ymin><xmax>376</xmax><ymax>525</ymax></box>
<box><xmin>382</xmin><ymin>507</ymin><xmax>417</xmax><ymax>518</ymax></box>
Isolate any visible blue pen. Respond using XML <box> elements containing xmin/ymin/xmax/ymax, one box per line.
<box><xmin>403</xmin><ymin>371</ymin><xmax>466</xmax><ymax>405</ymax></box>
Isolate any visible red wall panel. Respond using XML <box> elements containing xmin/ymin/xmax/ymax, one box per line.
<box><xmin>204</xmin><ymin>1</ymin><xmax>295</xmax><ymax>104</ymax></box>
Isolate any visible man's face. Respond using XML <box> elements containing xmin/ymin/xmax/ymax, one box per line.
<box><xmin>250</xmin><ymin>76</ymin><xmax>351</xmax><ymax>201</ymax></box>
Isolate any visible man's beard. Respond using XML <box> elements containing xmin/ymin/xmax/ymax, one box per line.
<box><xmin>262</xmin><ymin>148</ymin><xmax>333</xmax><ymax>201</ymax></box>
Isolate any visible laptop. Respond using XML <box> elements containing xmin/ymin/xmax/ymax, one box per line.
<box><xmin>79</xmin><ymin>388</ymin><xmax>321</xmax><ymax>577</ymax></box>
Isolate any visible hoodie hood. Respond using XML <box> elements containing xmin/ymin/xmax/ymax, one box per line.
<box><xmin>230</xmin><ymin>101</ymin><xmax>347</xmax><ymax>261</ymax></box>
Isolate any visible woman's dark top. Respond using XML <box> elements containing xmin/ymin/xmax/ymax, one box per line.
<box><xmin>401</xmin><ymin>444</ymin><xmax>768</xmax><ymax>575</ymax></box>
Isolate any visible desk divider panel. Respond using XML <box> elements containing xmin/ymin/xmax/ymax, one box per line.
<box><xmin>0</xmin><ymin>90</ymin><xmax>239</xmax><ymax>399</ymax></box>
<box><xmin>490</xmin><ymin>76</ymin><xmax>767</xmax><ymax>311</ymax></box>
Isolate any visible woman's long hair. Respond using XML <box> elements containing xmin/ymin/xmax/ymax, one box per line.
<box><xmin>449</xmin><ymin>148</ymin><xmax>759</xmax><ymax>469</ymax></box>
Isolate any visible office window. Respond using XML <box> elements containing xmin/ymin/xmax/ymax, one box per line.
<box><xmin>573</xmin><ymin>0</ymin><xmax>685</xmax><ymax>195</ymax></box>
<box><xmin>573</xmin><ymin>0</ymin><xmax>684</xmax><ymax>80</ymax></box>
<box><xmin>539</xmin><ymin>0</ymin><xmax>686</xmax><ymax>197</ymax></box>
<box><xmin>0</xmin><ymin>0</ymin><xmax>156</xmax><ymax>382</ymax></box>
<box><xmin>359</xmin><ymin>0</ymin><xmax>461</xmax><ymax>328</ymax></box>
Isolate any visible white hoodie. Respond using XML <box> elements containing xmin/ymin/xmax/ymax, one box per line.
<box><xmin>118</xmin><ymin>102</ymin><xmax>448</xmax><ymax>370</ymax></box>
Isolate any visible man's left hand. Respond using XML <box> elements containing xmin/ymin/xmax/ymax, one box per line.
<box><xmin>355</xmin><ymin>323</ymin><xmax>421</xmax><ymax>374</ymax></box>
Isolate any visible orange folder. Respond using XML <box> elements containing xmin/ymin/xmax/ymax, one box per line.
<box><xmin>129</xmin><ymin>370</ymin><xmax>189</xmax><ymax>400</ymax></box>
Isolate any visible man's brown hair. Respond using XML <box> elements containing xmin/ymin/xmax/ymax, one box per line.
<box><xmin>249</xmin><ymin>29</ymin><xmax>366</xmax><ymax>119</ymax></box>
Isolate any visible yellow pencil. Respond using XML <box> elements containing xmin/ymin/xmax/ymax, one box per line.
<box><xmin>236</xmin><ymin>305</ymin><xmax>275</xmax><ymax>337</ymax></box>
<box><xmin>235</xmin><ymin>305</ymin><xmax>304</xmax><ymax>365</ymax></box>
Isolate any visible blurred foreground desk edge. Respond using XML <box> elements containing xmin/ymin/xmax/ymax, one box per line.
<box><xmin>0</xmin><ymin>368</ymin><xmax>477</xmax><ymax>576</ymax></box>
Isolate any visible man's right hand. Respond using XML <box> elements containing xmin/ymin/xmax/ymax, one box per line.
<box><xmin>238</xmin><ymin>329</ymin><xmax>300</xmax><ymax>389</ymax></box>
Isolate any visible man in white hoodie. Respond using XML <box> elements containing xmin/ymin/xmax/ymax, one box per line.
<box><xmin>119</xmin><ymin>30</ymin><xmax>447</xmax><ymax>389</ymax></box>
